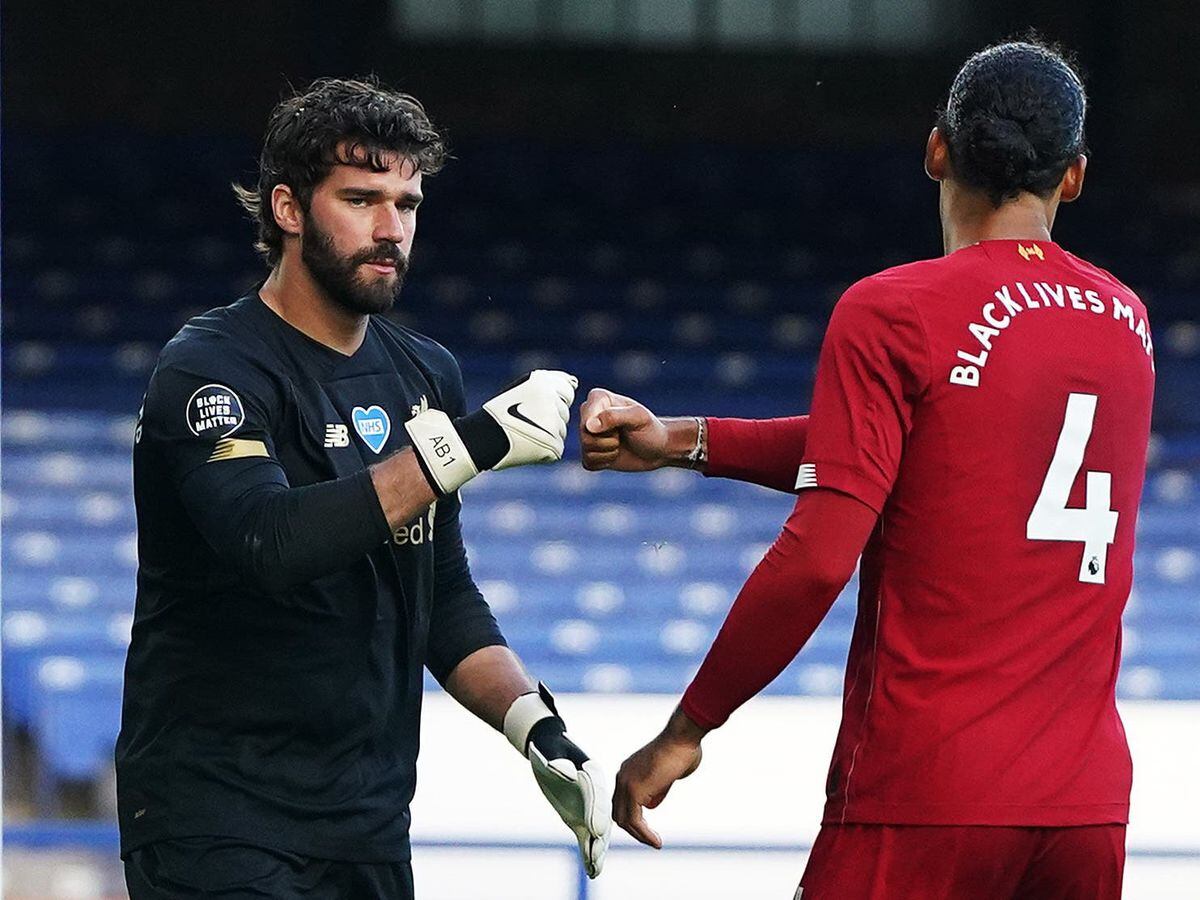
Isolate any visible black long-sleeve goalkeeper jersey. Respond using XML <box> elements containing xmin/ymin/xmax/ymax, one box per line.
<box><xmin>116</xmin><ymin>293</ymin><xmax>505</xmax><ymax>861</ymax></box>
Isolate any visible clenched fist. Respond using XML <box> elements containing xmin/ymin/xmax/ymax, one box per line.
<box><xmin>579</xmin><ymin>388</ymin><xmax>701</xmax><ymax>472</ymax></box>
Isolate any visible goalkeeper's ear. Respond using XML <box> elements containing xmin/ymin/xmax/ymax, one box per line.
<box><xmin>270</xmin><ymin>183</ymin><xmax>305</xmax><ymax>240</ymax></box>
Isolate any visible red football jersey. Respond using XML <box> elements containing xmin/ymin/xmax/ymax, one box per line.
<box><xmin>800</xmin><ymin>239</ymin><xmax>1154</xmax><ymax>826</ymax></box>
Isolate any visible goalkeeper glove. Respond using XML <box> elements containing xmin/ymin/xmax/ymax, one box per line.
<box><xmin>405</xmin><ymin>370</ymin><xmax>577</xmax><ymax>495</ymax></box>
<box><xmin>503</xmin><ymin>683</ymin><xmax>611</xmax><ymax>879</ymax></box>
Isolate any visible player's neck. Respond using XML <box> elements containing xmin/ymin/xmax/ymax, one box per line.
<box><xmin>942</xmin><ymin>190</ymin><xmax>1056</xmax><ymax>255</ymax></box>
<box><xmin>259</xmin><ymin>261</ymin><xmax>368</xmax><ymax>357</ymax></box>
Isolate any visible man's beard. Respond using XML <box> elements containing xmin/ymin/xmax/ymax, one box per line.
<box><xmin>301</xmin><ymin>218</ymin><xmax>409</xmax><ymax>316</ymax></box>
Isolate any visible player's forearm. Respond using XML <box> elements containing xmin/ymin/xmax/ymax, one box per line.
<box><xmin>654</xmin><ymin>417</ymin><xmax>708</xmax><ymax>470</ymax></box>
<box><xmin>443</xmin><ymin>645</ymin><xmax>537</xmax><ymax>731</ymax></box>
<box><xmin>680</xmin><ymin>489</ymin><xmax>874</xmax><ymax>730</ymax></box>
<box><xmin>424</xmin><ymin>490</ymin><xmax>514</xmax><ymax>685</ymax></box>
<box><xmin>185</xmin><ymin>451</ymin><xmax>437</xmax><ymax>596</ymax></box>
<box><xmin>182</xmin><ymin>462</ymin><xmax>394</xmax><ymax>595</ymax></box>
<box><xmin>703</xmin><ymin>416</ymin><xmax>811</xmax><ymax>492</ymax></box>
<box><xmin>369</xmin><ymin>447</ymin><xmax>438</xmax><ymax>530</ymax></box>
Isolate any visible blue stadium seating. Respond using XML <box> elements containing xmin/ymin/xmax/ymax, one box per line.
<box><xmin>6</xmin><ymin>406</ymin><xmax>1193</xmax><ymax>797</ymax></box>
<box><xmin>33</xmin><ymin>654</ymin><xmax>125</xmax><ymax>786</ymax></box>
<box><xmin>2</xmin><ymin>134</ymin><xmax>1197</xmax><ymax>803</ymax></box>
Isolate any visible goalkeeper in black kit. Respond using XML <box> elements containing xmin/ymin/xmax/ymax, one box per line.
<box><xmin>116</xmin><ymin>78</ymin><xmax>610</xmax><ymax>899</ymax></box>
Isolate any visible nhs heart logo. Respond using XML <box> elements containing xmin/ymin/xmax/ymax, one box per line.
<box><xmin>351</xmin><ymin>405</ymin><xmax>391</xmax><ymax>454</ymax></box>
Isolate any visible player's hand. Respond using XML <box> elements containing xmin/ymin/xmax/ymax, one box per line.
<box><xmin>612</xmin><ymin>707</ymin><xmax>705</xmax><ymax>849</ymax></box>
<box><xmin>504</xmin><ymin>684</ymin><xmax>612</xmax><ymax>878</ymax></box>
<box><xmin>484</xmin><ymin>370</ymin><xmax>577</xmax><ymax>470</ymax></box>
<box><xmin>405</xmin><ymin>370</ymin><xmax>577</xmax><ymax>494</ymax></box>
<box><xmin>580</xmin><ymin>388</ymin><xmax>671</xmax><ymax>472</ymax></box>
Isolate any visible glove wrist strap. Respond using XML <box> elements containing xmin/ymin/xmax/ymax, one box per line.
<box><xmin>404</xmin><ymin>409</ymin><xmax>479</xmax><ymax>495</ymax></box>
<box><xmin>503</xmin><ymin>685</ymin><xmax>558</xmax><ymax>756</ymax></box>
<box><xmin>453</xmin><ymin>407</ymin><xmax>509</xmax><ymax>472</ymax></box>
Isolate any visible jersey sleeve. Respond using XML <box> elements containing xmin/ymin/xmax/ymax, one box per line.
<box><xmin>704</xmin><ymin>415</ymin><xmax>811</xmax><ymax>492</ymax></box>
<box><xmin>798</xmin><ymin>278</ymin><xmax>930</xmax><ymax>513</ymax></box>
<box><xmin>423</xmin><ymin>349</ymin><xmax>506</xmax><ymax>684</ymax></box>
<box><xmin>680</xmin><ymin>488</ymin><xmax>877</xmax><ymax>729</ymax></box>
<box><xmin>139</xmin><ymin>336</ymin><xmax>392</xmax><ymax>594</ymax></box>
<box><xmin>139</xmin><ymin>339</ymin><xmax>279</xmax><ymax>483</ymax></box>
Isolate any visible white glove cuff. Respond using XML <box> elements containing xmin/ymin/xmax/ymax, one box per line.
<box><xmin>503</xmin><ymin>690</ymin><xmax>556</xmax><ymax>756</ymax></box>
<box><xmin>404</xmin><ymin>409</ymin><xmax>479</xmax><ymax>495</ymax></box>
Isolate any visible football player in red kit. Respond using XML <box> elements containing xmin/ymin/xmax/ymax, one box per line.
<box><xmin>581</xmin><ymin>41</ymin><xmax>1153</xmax><ymax>899</ymax></box>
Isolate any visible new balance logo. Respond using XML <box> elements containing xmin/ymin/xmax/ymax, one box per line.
<box><xmin>795</xmin><ymin>463</ymin><xmax>818</xmax><ymax>490</ymax></box>
<box><xmin>324</xmin><ymin>423</ymin><xmax>350</xmax><ymax>448</ymax></box>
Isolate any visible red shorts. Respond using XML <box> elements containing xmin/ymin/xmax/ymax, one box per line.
<box><xmin>798</xmin><ymin>824</ymin><xmax>1125</xmax><ymax>900</ymax></box>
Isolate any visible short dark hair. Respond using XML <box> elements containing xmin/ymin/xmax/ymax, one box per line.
<box><xmin>235</xmin><ymin>76</ymin><xmax>448</xmax><ymax>266</ymax></box>
<box><xmin>937</xmin><ymin>39</ymin><xmax>1087</xmax><ymax>207</ymax></box>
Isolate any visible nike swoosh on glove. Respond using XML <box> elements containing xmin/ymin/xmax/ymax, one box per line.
<box><xmin>503</xmin><ymin>683</ymin><xmax>612</xmax><ymax>878</ymax></box>
<box><xmin>483</xmin><ymin>370</ymin><xmax>577</xmax><ymax>471</ymax></box>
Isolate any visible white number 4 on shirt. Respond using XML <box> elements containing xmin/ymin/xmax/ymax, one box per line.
<box><xmin>1027</xmin><ymin>392</ymin><xmax>1119</xmax><ymax>584</ymax></box>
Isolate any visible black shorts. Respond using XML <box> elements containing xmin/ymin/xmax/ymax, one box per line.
<box><xmin>124</xmin><ymin>837</ymin><xmax>415</xmax><ymax>900</ymax></box>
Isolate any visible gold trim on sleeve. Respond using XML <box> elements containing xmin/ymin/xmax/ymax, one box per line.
<box><xmin>206</xmin><ymin>437</ymin><xmax>269</xmax><ymax>463</ymax></box>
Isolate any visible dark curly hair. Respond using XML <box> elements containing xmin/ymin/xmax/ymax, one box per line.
<box><xmin>937</xmin><ymin>40</ymin><xmax>1087</xmax><ymax>208</ymax></box>
<box><xmin>234</xmin><ymin>76</ymin><xmax>448</xmax><ymax>266</ymax></box>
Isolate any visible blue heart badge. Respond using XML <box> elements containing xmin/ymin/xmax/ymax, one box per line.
<box><xmin>351</xmin><ymin>405</ymin><xmax>391</xmax><ymax>454</ymax></box>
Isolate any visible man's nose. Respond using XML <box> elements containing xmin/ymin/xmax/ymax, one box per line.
<box><xmin>374</xmin><ymin>206</ymin><xmax>405</xmax><ymax>243</ymax></box>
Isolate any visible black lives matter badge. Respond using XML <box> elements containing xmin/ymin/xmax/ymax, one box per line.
<box><xmin>186</xmin><ymin>384</ymin><xmax>245</xmax><ymax>438</ymax></box>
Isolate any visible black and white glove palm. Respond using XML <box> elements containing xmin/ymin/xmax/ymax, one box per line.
<box><xmin>503</xmin><ymin>684</ymin><xmax>611</xmax><ymax>879</ymax></box>
<box><xmin>405</xmin><ymin>370</ymin><xmax>577</xmax><ymax>495</ymax></box>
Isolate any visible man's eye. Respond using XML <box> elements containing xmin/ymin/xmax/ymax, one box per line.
<box><xmin>347</xmin><ymin>197</ymin><xmax>368</xmax><ymax>207</ymax></box>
